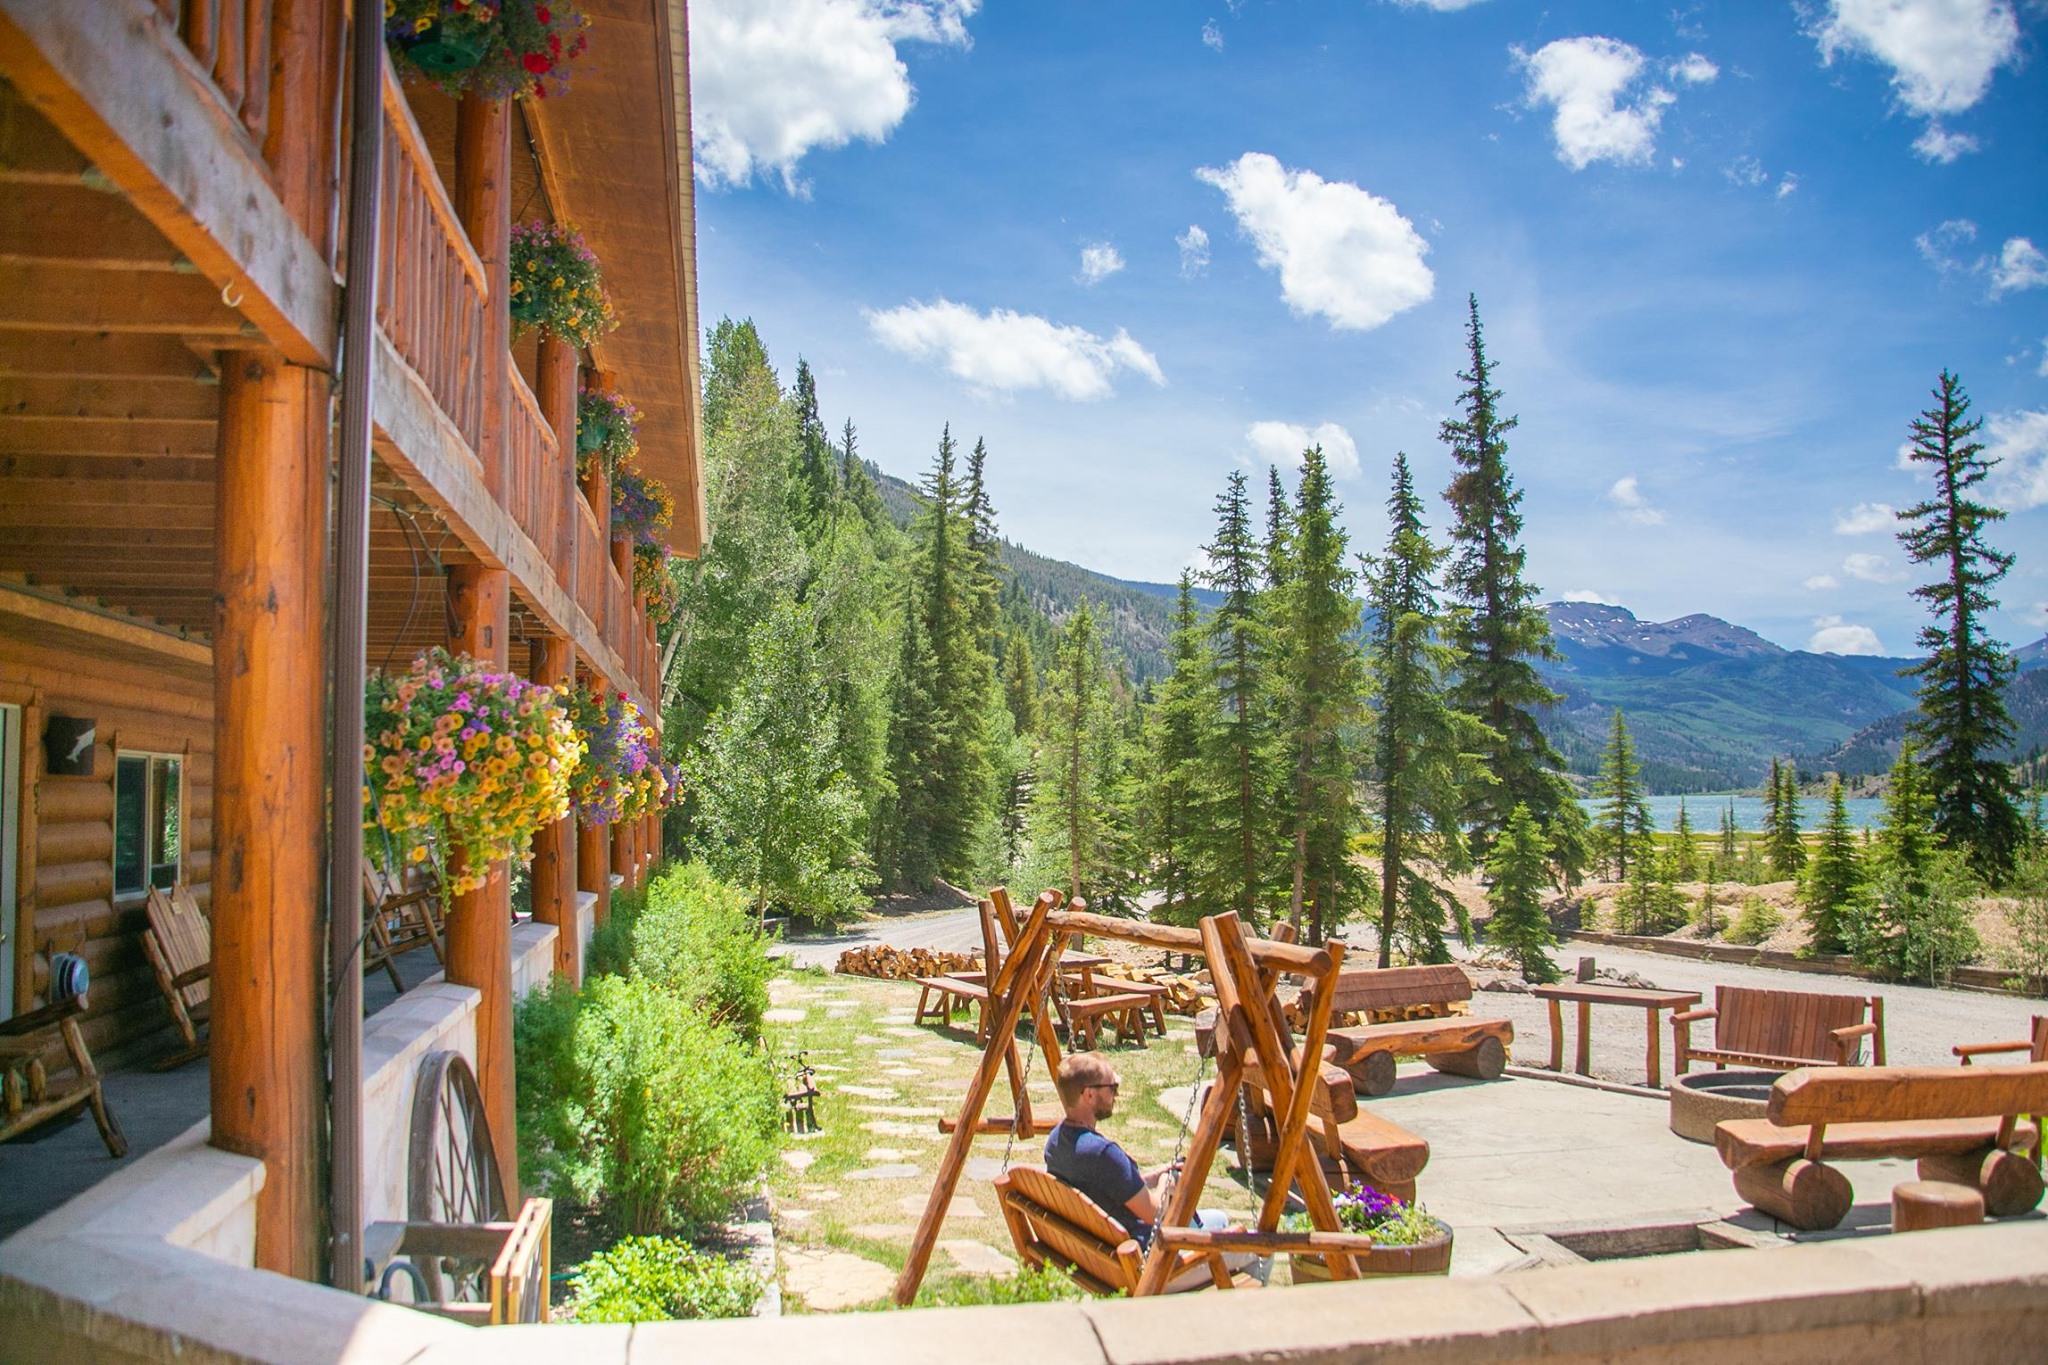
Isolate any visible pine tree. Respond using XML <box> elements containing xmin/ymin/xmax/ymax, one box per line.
<box><xmin>789</xmin><ymin>358</ymin><xmax>835</xmax><ymax>535</ymax></box>
<box><xmin>1272</xmin><ymin>448</ymin><xmax>1366</xmax><ymax>944</ymax></box>
<box><xmin>1767</xmin><ymin>760</ymin><xmax>1807</xmax><ymax>879</ymax></box>
<box><xmin>1696</xmin><ymin>870</ymin><xmax>1721</xmax><ymax>938</ymax></box>
<box><xmin>1031</xmin><ymin>599</ymin><xmax>1112</xmax><ymax>899</ymax></box>
<box><xmin>1189</xmin><ymin>471</ymin><xmax>1281</xmax><ymax>926</ymax></box>
<box><xmin>1718</xmin><ymin>801</ymin><xmax>1739</xmax><ymax>874</ymax></box>
<box><xmin>1487</xmin><ymin>804</ymin><xmax>1560</xmax><ymax>982</ymax></box>
<box><xmin>1440</xmin><ymin>295</ymin><xmax>1566</xmax><ymax>851</ymax></box>
<box><xmin>1592</xmin><ymin>709</ymin><xmax>1651</xmax><ymax>882</ymax></box>
<box><xmin>1148</xmin><ymin>572</ymin><xmax>1208</xmax><ymax>924</ymax></box>
<box><xmin>1002</xmin><ymin>634</ymin><xmax>1041</xmax><ymax>737</ymax></box>
<box><xmin>1849</xmin><ymin>745</ymin><xmax>1982</xmax><ymax>981</ymax></box>
<box><xmin>1671</xmin><ymin>798</ymin><xmax>1698</xmax><ymax>881</ymax></box>
<box><xmin>838</xmin><ymin>419</ymin><xmax>890</xmax><ymax>534</ymax></box>
<box><xmin>1362</xmin><ymin>453</ymin><xmax>1490</xmax><ymax>965</ymax></box>
<box><xmin>963</xmin><ymin>437</ymin><xmax>1005</xmax><ymax>649</ymax></box>
<box><xmin>1896</xmin><ymin>370</ymin><xmax>2026</xmax><ymax>882</ymax></box>
<box><xmin>1801</xmin><ymin>777</ymin><xmax>1861</xmax><ymax>956</ymax></box>
<box><xmin>1545</xmin><ymin>793</ymin><xmax>1593</xmax><ymax>895</ymax></box>
<box><xmin>877</xmin><ymin>578</ymin><xmax>945</xmax><ymax>888</ymax></box>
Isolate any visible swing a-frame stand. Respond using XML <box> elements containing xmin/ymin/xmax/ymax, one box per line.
<box><xmin>895</xmin><ymin>890</ymin><xmax>1381</xmax><ymax>1304</ymax></box>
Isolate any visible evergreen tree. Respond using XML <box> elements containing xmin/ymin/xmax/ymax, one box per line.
<box><xmin>1801</xmin><ymin>777</ymin><xmax>1861</xmax><ymax>956</ymax></box>
<box><xmin>1001</xmin><ymin>634</ymin><xmax>1041</xmax><ymax>737</ymax></box>
<box><xmin>1849</xmin><ymin>747</ymin><xmax>1982</xmax><ymax>981</ymax></box>
<box><xmin>1362</xmin><ymin>453</ymin><xmax>1490</xmax><ymax>966</ymax></box>
<box><xmin>1767</xmin><ymin>759</ymin><xmax>1807</xmax><ymax>879</ymax></box>
<box><xmin>1486</xmin><ymin>804</ymin><xmax>1560</xmax><ymax>982</ymax></box>
<box><xmin>1440</xmin><ymin>295</ymin><xmax>1565</xmax><ymax>850</ymax></box>
<box><xmin>1896</xmin><ymin>370</ymin><xmax>2026</xmax><ymax>881</ymax></box>
<box><xmin>1147</xmin><ymin>572</ymin><xmax>1208</xmax><ymax>924</ymax></box>
<box><xmin>1718</xmin><ymin>801</ymin><xmax>1739</xmax><ymax>873</ymax></box>
<box><xmin>1272</xmin><ymin>448</ymin><xmax>1366</xmax><ymax>944</ymax></box>
<box><xmin>1264</xmin><ymin>464</ymin><xmax>1294</xmax><ymax>590</ymax></box>
<box><xmin>1031</xmin><ymin>599</ymin><xmax>1112</xmax><ymax>899</ymax></box>
<box><xmin>1696</xmin><ymin>870</ymin><xmax>1721</xmax><ymax>938</ymax></box>
<box><xmin>788</xmin><ymin>358</ymin><xmax>835</xmax><ymax>535</ymax></box>
<box><xmin>1188</xmin><ymin>471</ymin><xmax>1282</xmax><ymax>926</ymax></box>
<box><xmin>877</xmin><ymin>578</ymin><xmax>945</xmax><ymax>887</ymax></box>
<box><xmin>1592</xmin><ymin>709</ymin><xmax>1651</xmax><ymax>882</ymax></box>
<box><xmin>838</xmin><ymin>419</ymin><xmax>890</xmax><ymax>534</ymax></box>
<box><xmin>1671</xmin><ymin>798</ymin><xmax>1698</xmax><ymax>881</ymax></box>
<box><xmin>963</xmin><ymin>437</ymin><xmax>1005</xmax><ymax>649</ymax></box>
<box><xmin>1545</xmin><ymin>793</ymin><xmax>1593</xmax><ymax>895</ymax></box>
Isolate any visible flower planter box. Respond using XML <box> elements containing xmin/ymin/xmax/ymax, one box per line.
<box><xmin>1291</xmin><ymin>1228</ymin><xmax>1453</xmax><ymax>1281</ymax></box>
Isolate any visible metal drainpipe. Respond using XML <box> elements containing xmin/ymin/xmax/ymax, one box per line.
<box><xmin>328</xmin><ymin>0</ymin><xmax>385</xmax><ymax>1293</ymax></box>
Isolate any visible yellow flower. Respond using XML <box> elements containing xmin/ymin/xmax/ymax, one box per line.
<box><xmin>413</xmin><ymin>15</ymin><xmax>431</xmax><ymax>31</ymax></box>
<box><xmin>552</xmin><ymin>276</ymin><xmax>565</xmax><ymax>289</ymax></box>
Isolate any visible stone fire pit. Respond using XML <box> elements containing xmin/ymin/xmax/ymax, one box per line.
<box><xmin>1668</xmin><ymin>1069</ymin><xmax>1781</xmax><ymax>1143</ymax></box>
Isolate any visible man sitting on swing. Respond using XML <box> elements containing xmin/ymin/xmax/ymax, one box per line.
<box><xmin>1045</xmin><ymin>1051</ymin><xmax>1268</xmax><ymax>1283</ymax></box>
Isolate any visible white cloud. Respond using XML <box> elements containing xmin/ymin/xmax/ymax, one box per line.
<box><xmin>1725</xmin><ymin>156</ymin><xmax>1769</xmax><ymax>188</ymax></box>
<box><xmin>2023</xmin><ymin>601</ymin><xmax>2048</xmax><ymax>629</ymax></box>
<box><xmin>1915</xmin><ymin>217</ymin><xmax>1979</xmax><ymax>273</ymax></box>
<box><xmin>1777</xmin><ymin>173</ymin><xmax>1801</xmax><ymax>199</ymax></box>
<box><xmin>1813</xmin><ymin>0</ymin><xmax>2020</xmax><ymax>117</ymax></box>
<box><xmin>1804</xmin><ymin>574</ymin><xmax>1842</xmax><ymax>590</ymax></box>
<box><xmin>1607</xmin><ymin>474</ymin><xmax>1666</xmax><ymax>525</ymax></box>
<box><xmin>1194</xmin><ymin>152</ymin><xmax>1433</xmax><ymax>330</ymax></box>
<box><xmin>865</xmin><ymin>299</ymin><xmax>1165</xmax><ymax>400</ymax></box>
<box><xmin>690</xmin><ymin>0</ymin><xmax>977</xmax><ymax>192</ymax></box>
<box><xmin>1984</xmin><ymin>408</ymin><xmax>2048</xmax><ymax>511</ymax></box>
<box><xmin>1202</xmin><ymin>19</ymin><xmax>1224</xmax><ymax>51</ymax></box>
<box><xmin>1176</xmin><ymin>224</ymin><xmax>1211</xmax><ymax>278</ymax></box>
<box><xmin>1670</xmin><ymin>53</ymin><xmax>1719</xmax><ymax>84</ymax></box>
<box><xmin>1243</xmin><ymin>420</ymin><xmax>1361</xmax><ymax>479</ymax></box>
<box><xmin>1991</xmin><ymin>238</ymin><xmax>2048</xmax><ymax>296</ymax></box>
<box><xmin>1387</xmin><ymin>0</ymin><xmax>1491</xmax><ymax>9</ymax></box>
<box><xmin>1913</xmin><ymin>124</ymin><xmax>1980</xmax><ymax>163</ymax></box>
<box><xmin>1842</xmin><ymin>552</ymin><xmax>1907</xmax><ymax>583</ymax></box>
<box><xmin>1807</xmin><ymin>615</ymin><xmax>1885</xmax><ymax>655</ymax></box>
<box><xmin>1834</xmin><ymin>502</ymin><xmax>1897</xmax><ymax>534</ymax></box>
<box><xmin>1078</xmin><ymin>243</ymin><xmax>1125</xmax><ymax>286</ymax></box>
<box><xmin>1562</xmin><ymin>589</ymin><xmax>1620</xmax><ymax>604</ymax></box>
<box><xmin>1517</xmin><ymin>36</ymin><xmax>1679</xmax><ymax>171</ymax></box>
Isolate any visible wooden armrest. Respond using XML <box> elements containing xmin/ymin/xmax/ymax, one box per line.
<box><xmin>1670</xmin><ymin>1007</ymin><xmax>1716</xmax><ymax>1026</ymax></box>
<box><xmin>170</xmin><ymin>965</ymin><xmax>209</xmax><ymax>990</ymax></box>
<box><xmin>1953</xmin><ymin>1040</ymin><xmax>2033</xmax><ymax>1060</ymax></box>
<box><xmin>1832</xmin><ymin>1023</ymin><xmax>1877</xmax><ymax>1041</ymax></box>
<box><xmin>0</xmin><ymin>995</ymin><xmax>86</xmax><ymax>1036</ymax></box>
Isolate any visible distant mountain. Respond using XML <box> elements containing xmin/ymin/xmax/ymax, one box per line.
<box><xmin>1117</xmin><ymin>577</ymin><xmax>1227</xmax><ymax>610</ymax></box>
<box><xmin>1801</xmin><ymin>659</ymin><xmax>2048</xmax><ymax>778</ymax></box>
<box><xmin>1535</xmin><ymin>603</ymin><xmax>1922</xmax><ymax>791</ymax></box>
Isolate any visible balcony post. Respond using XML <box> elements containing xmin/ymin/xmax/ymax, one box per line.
<box><xmin>529</xmin><ymin>635</ymin><xmax>578</xmax><ymax>983</ymax></box>
<box><xmin>455</xmin><ymin>93</ymin><xmax>511</xmax><ymax>493</ymax></box>
<box><xmin>578</xmin><ymin>802</ymin><xmax>613</xmax><ymax>927</ymax></box>
<box><xmin>444</xmin><ymin>563</ymin><xmax>518</xmax><ymax>1196</ymax></box>
<box><xmin>211</xmin><ymin>351</ymin><xmax>329</xmax><ymax>1280</ymax></box>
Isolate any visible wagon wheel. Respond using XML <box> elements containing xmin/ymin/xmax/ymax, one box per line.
<box><xmin>407</xmin><ymin>1050</ymin><xmax>508</xmax><ymax>1305</ymax></box>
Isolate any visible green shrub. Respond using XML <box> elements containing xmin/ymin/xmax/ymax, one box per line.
<box><xmin>1725</xmin><ymin>894</ymin><xmax>1781</xmax><ymax>945</ymax></box>
<box><xmin>576</xmin><ymin>974</ymin><xmax>781</xmax><ymax>1235</ymax></box>
<box><xmin>562</xmin><ymin>1236</ymin><xmax>763</xmax><ymax>1323</ymax></box>
<box><xmin>513</xmin><ymin>975</ymin><xmax>585</xmax><ymax>1198</ymax></box>
<box><xmin>1844</xmin><ymin>854</ymin><xmax>1981</xmax><ymax>984</ymax></box>
<box><xmin>629</xmin><ymin>863</ymin><xmax>776</xmax><ymax>1040</ymax></box>
<box><xmin>910</xmin><ymin>1264</ymin><xmax>1084</xmax><ymax>1308</ymax></box>
<box><xmin>584</xmin><ymin>881</ymin><xmax>649</xmax><ymax>981</ymax></box>
<box><xmin>1997</xmin><ymin>845</ymin><xmax>2048</xmax><ymax>993</ymax></box>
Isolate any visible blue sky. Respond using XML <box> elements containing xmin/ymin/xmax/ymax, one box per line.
<box><xmin>686</xmin><ymin>0</ymin><xmax>2047</xmax><ymax>657</ymax></box>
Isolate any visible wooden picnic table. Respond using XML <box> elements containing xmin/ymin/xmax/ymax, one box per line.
<box><xmin>1531</xmin><ymin>983</ymin><xmax>1702</xmax><ymax>1087</ymax></box>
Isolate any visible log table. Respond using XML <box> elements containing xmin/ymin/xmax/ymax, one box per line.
<box><xmin>1531</xmin><ymin>984</ymin><xmax>1702</xmax><ymax>1087</ymax></box>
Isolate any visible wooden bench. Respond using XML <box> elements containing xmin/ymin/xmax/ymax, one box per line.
<box><xmin>913</xmin><ymin>972</ymin><xmax>992</xmax><ymax>1039</ymax></box>
<box><xmin>1314</xmin><ymin>965</ymin><xmax>1514</xmax><ymax>1096</ymax></box>
<box><xmin>0</xmin><ymin>993</ymin><xmax>126</xmax><ymax>1157</ymax></box>
<box><xmin>142</xmin><ymin>883</ymin><xmax>211</xmax><ymax>1067</ymax></box>
<box><xmin>1225</xmin><ymin>1074</ymin><xmax>1429</xmax><ymax>1202</ymax></box>
<box><xmin>1673</xmin><ymin>985</ymin><xmax>1884</xmax><ymax>1075</ymax></box>
<box><xmin>1713</xmin><ymin>1063</ymin><xmax>2048</xmax><ymax>1229</ymax></box>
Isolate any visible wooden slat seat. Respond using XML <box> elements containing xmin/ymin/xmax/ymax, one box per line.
<box><xmin>1673</xmin><ymin>985</ymin><xmax>1883</xmax><ymax>1074</ymax></box>
<box><xmin>1711</xmin><ymin>1063</ymin><xmax>2048</xmax><ymax>1229</ymax></box>
<box><xmin>914</xmin><ymin>975</ymin><xmax>992</xmax><ymax>1039</ymax></box>
<box><xmin>142</xmin><ymin>883</ymin><xmax>211</xmax><ymax>1066</ymax></box>
<box><xmin>0</xmin><ymin>994</ymin><xmax>126</xmax><ymax>1157</ymax></box>
<box><xmin>1061</xmin><ymin>991</ymin><xmax>1155</xmax><ymax>1050</ymax></box>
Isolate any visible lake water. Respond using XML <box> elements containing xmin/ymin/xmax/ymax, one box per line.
<box><xmin>1580</xmin><ymin>793</ymin><xmax>1887</xmax><ymax>833</ymax></box>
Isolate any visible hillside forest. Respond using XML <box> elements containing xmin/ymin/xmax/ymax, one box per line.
<box><xmin>658</xmin><ymin>305</ymin><xmax>2047</xmax><ymax>986</ymax></box>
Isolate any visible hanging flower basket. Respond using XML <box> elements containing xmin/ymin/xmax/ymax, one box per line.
<box><xmin>1283</xmin><ymin>1188</ymin><xmax>1453</xmax><ymax>1281</ymax></box>
<box><xmin>567</xmin><ymin>687</ymin><xmax>670</xmax><ymax>826</ymax></box>
<box><xmin>633</xmin><ymin>541</ymin><xmax>680</xmax><ymax>624</ymax></box>
<box><xmin>508</xmin><ymin>220</ymin><xmax>616</xmax><ymax>347</ymax></box>
<box><xmin>363</xmin><ymin>648</ymin><xmax>581</xmax><ymax>894</ymax></box>
<box><xmin>611</xmin><ymin>467</ymin><xmax>674</xmax><ymax>548</ymax></box>
<box><xmin>386</xmin><ymin>0</ymin><xmax>590</xmax><ymax>100</ymax></box>
<box><xmin>576</xmin><ymin>387</ymin><xmax>640</xmax><ymax>480</ymax></box>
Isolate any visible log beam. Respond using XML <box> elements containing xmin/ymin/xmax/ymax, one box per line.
<box><xmin>443</xmin><ymin>562</ymin><xmax>517</xmax><ymax>1200</ymax></box>
<box><xmin>529</xmin><ymin>634</ymin><xmax>577</xmax><ymax>984</ymax></box>
<box><xmin>208</xmin><ymin>349</ymin><xmax>327</xmax><ymax>1279</ymax></box>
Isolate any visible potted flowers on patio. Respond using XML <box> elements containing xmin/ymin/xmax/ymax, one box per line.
<box><xmin>568</xmin><ymin>687</ymin><xmax>670</xmax><ymax>826</ymax></box>
<box><xmin>363</xmin><ymin>648</ymin><xmax>581</xmax><ymax>892</ymax></box>
<box><xmin>508</xmin><ymin>219</ymin><xmax>616</xmax><ymax>344</ymax></box>
<box><xmin>577</xmin><ymin>386</ymin><xmax>640</xmax><ymax>479</ymax></box>
<box><xmin>1284</xmin><ymin>1186</ymin><xmax>1453</xmax><ymax>1281</ymax></box>
<box><xmin>386</xmin><ymin>0</ymin><xmax>590</xmax><ymax>99</ymax></box>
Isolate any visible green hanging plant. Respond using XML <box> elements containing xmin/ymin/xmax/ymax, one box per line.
<box><xmin>508</xmin><ymin>219</ymin><xmax>616</xmax><ymax>346</ymax></box>
<box><xmin>577</xmin><ymin>387</ymin><xmax>640</xmax><ymax>481</ymax></box>
<box><xmin>385</xmin><ymin>1</ymin><xmax>590</xmax><ymax>100</ymax></box>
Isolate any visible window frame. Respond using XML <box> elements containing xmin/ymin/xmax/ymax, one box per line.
<box><xmin>112</xmin><ymin>749</ymin><xmax>183</xmax><ymax>903</ymax></box>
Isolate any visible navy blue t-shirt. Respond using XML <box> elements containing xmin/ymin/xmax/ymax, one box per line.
<box><xmin>1044</xmin><ymin>1121</ymin><xmax>1150</xmax><ymax>1246</ymax></box>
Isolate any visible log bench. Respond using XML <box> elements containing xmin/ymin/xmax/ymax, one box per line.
<box><xmin>1713</xmin><ymin>1063</ymin><xmax>2048</xmax><ymax>1230</ymax></box>
<box><xmin>1314</xmin><ymin>965</ymin><xmax>1514</xmax><ymax>1097</ymax></box>
<box><xmin>913</xmin><ymin>974</ymin><xmax>992</xmax><ymax>1039</ymax></box>
<box><xmin>1674</xmin><ymin>985</ymin><xmax>1884</xmax><ymax>1075</ymax></box>
<box><xmin>1223</xmin><ymin>1071</ymin><xmax>1430</xmax><ymax>1202</ymax></box>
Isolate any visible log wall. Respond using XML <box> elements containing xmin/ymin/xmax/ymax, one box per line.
<box><xmin>0</xmin><ymin>625</ymin><xmax>213</xmax><ymax>1061</ymax></box>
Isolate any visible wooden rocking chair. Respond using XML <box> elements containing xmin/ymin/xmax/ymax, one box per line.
<box><xmin>995</xmin><ymin>1166</ymin><xmax>1244</xmax><ymax>1294</ymax></box>
<box><xmin>142</xmin><ymin>884</ymin><xmax>211</xmax><ymax>1068</ymax></box>
<box><xmin>0</xmin><ymin>993</ymin><xmax>127</xmax><ymax>1157</ymax></box>
<box><xmin>362</xmin><ymin>858</ymin><xmax>446</xmax><ymax>994</ymax></box>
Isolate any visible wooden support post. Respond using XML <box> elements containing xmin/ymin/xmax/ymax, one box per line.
<box><xmin>263</xmin><ymin>0</ymin><xmax>345</xmax><ymax>265</ymax></box>
<box><xmin>211</xmin><ymin>351</ymin><xmax>328</xmax><ymax>1279</ymax></box>
<box><xmin>538</xmin><ymin>334</ymin><xmax>579</xmax><ymax>569</ymax></box>
<box><xmin>1577</xmin><ymin>1000</ymin><xmax>1593</xmax><ymax>1077</ymax></box>
<box><xmin>454</xmin><ymin>93</ymin><xmax>510</xmax><ymax>492</ymax></box>
<box><xmin>444</xmin><ymin>564</ymin><xmax>517</xmax><ymax>1198</ymax></box>
<box><xmin>611</xmin><ymin>812</ymin><xmax>631</xmax><ymax>885</ymax></box>
<box><xmin>578</xmin><ymin>810</ymin><xmax>612</xmax><ymax>927</ymax></box>
<box><xmin>529</xmin><ymin>636</ymin><xmax>577</xmax><ymax>983</ymax></box>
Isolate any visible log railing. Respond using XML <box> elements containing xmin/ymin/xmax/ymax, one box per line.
<box><xmin>159</xmin><ymin>0</ymin><xmax>275</xmax><ymax>145</ymax></box>
<box><xmin>504</xmin><ymin>373</ymin><xmax>560</xmax><ymax>577</ymax></box>
<box><xmin>376</xmin><ymin>66</ymin><xmax>488</xmax><ymax>455</ymax></box>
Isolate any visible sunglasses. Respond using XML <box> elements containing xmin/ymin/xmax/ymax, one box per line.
<box><xmin>1087</xmin><ymin>1082</ymin><xmax>1121</xmax><ymax>1093</ymax></box>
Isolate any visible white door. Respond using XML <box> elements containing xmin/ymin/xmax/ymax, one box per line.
<box><xmin>0</xmin><ymin>704</ymin><xmax>17</xmax><ymax>1020</ymax></box>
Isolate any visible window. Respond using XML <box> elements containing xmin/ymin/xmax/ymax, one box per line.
<box><xmin>113</xmin><ymin>753</ymin><xmax>181</xmax><ymax>899</ymax></box>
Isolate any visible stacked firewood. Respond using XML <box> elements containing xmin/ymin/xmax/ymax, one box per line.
<box><xmin>835</xmin><ymin>944</ymin><xmax>981</xmax><ymax>980</ymax></box>
<box><xmin>1089</xmin><ymin>963</ymin><xmax>1211</xmax><ymax>1016</ymax></box>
